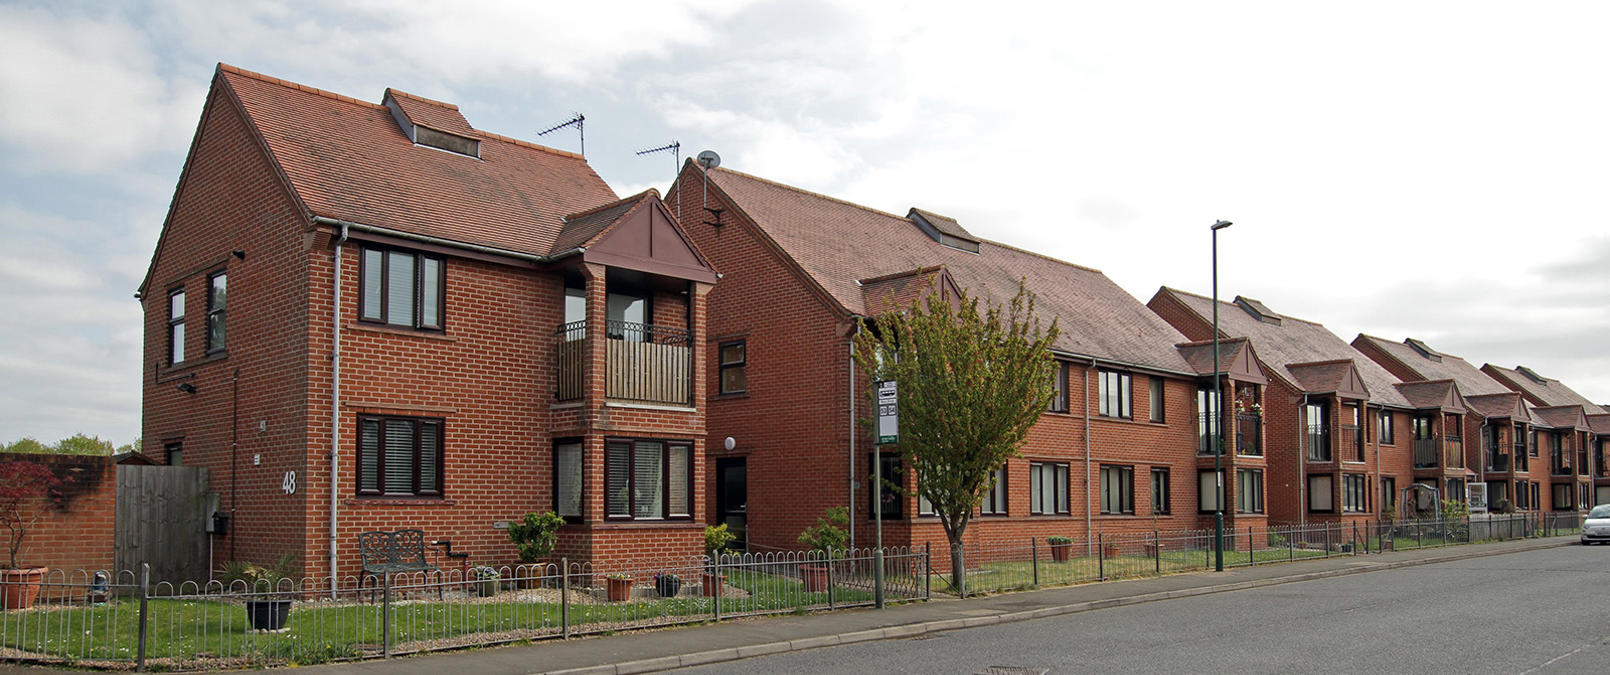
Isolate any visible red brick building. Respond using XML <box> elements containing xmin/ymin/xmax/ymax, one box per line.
<box><xmin>663</xmin><ymin>162</ymin><xmax>1234</xmax><ymax>556</ymax></box>
<box><xmin>138</xmin><ymin>65</ymin><xmax>716</xmax><ymax>579</ymax></box>
<box><xmin>1352</xmin><ymin>335</ymin><xmax>1561</xmax><ymax>513</ymax></box>
<box><xmin>1481</xmin><ymin>365</ymin><xmax>1604</xmax><ymax>509</ymax></box>
<box><xmin>1149</xmin><ymin>290</ymin><xmax>1429</xmax><ymax>527</ymax></box>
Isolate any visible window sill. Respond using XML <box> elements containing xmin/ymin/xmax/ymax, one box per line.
<box><xmin>589</xmin><ymin>520</ymin><xmax>703</xmax><ymax>530</ymax></box>
<box><xmin>712</xmin><ymin>392</ymin><xmax>751</xmax><ymax>401</ymax></box>
<box><xmin>160</xmin><ymin>351</ymin><xmax>229</xmax><ymax>376</ymax></box>
<box><xmin>344</xmin><ymin>497</ymin><xmax>457</xmax><ymax>507</ymax></box>
<box><xmin>346</xmin><ymin>322</ymin><xmax>457</xmax><ymax>342</ymax></box>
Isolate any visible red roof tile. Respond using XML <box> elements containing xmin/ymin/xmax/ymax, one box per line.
<box><xmin>384</xmin><ymin>88</ymin><xmax>476</xmax><ymax>136</ymax></box>
<box><xmin>1480</xmin><ymin>364</ymin><xmax>1607</xmax><ymax>415</ymax></box>
<box><xmin>701</xmin><ymin>167</ymin><xmax>1192</xmax><ymax>373</ymax></box>
<box><xmin>1352</xmin><ymin>335</ymin><xmax>1510</xmax><ymax>396</ymax></box>
<box><xmin>216</xmin><ymin>64</ymin><xmax>616</xmax><ymax>256</ymax></box>
<box><xmin>1393</xmin><ymin>379</ymin><xmax>1466</xmax><ymax>412</ymax></box>
<box><xmin>1158</xmin><ymin>288</ymin><xmax>1410</xmax><ymax>407</ymax></box>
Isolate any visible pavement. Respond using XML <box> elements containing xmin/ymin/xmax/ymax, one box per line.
<box><xmin>0</xmin><ymin>536</ymin><xmax>1579</xmax><ymax>675</ymax></box>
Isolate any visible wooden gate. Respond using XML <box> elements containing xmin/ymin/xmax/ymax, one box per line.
<box><xmin>114</xmin><ymin>465</ymin><xmax>211</xmax><ymax>584</ymax></box>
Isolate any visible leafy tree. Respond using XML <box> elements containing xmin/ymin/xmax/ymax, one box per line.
<box><xmin>2</xmin><ymin>439</ymin><xmax>48</xmax><ymax>455</ymax></box>
<box><xmin>52</xmin><ymin>434</ymin><xmax>116</xmax><ymax>456</ymax></box>
<box><xmin>0</xmin><ymin>461</ymin><xmax>65</xmax><ymax>569</ymax></box>
<box><xmin>853</xmin><ymin>280</ymin><xmax>1058</xmax><ymax>594</ymax></box>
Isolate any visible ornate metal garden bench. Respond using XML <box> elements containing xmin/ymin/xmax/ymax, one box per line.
<box><xmin>358</xmin><ymin>529</ymin><xmax>440</xmax><ymax>599</ymax></box>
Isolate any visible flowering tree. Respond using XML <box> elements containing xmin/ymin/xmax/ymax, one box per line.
<box><xmin>0</xmin><ymin>461</ymin><xmax>65</xmax><ymax>569</ymax></box>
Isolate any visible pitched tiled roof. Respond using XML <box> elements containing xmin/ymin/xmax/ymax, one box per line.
<box><xmin>1464</xmin><ymin>392</ymin><xmax>1528</xmax><ymax>420</ymax></box>
<box><xmin>1587</xmin><ymin>413</ymin><xmax>1610</xmax><ymax>434</ymax></box>
<box><xmin>552</xmin><ymin>190</ymin><xmax>655</xmax><ymax>253</ymax></box>
<box><xmin>217</xmin><ymin>64</ymin><xmax>617</xmax><ymax>256</ymax></box>
<box><xmin>1393</xmin><ymin>379</ymin><xmax>1466</xmax><ymax>412</ymax></box>
<box><xmin>860</xmin><ymin>266</ymin><xmax>950</xmax><ymax>317</ymax></box>
<box><xmin>1160</xmin><ymin>288</ymin><xmax>1410</xmax><ymax>407</ymax></box>
<box><xmin>1353</xmin><ymin>335</ymin><xmax>1510</xmax><ymax>396</ymax></box>
<box><xmin>1481</xmin><ymin>365</ymin><xmax>1607</xmax><ymax>415</ymax></box>
<box><xmin>1531</xmin><ymin>405</ymin><xmax>1589</xmax><ymax>430</ymax></box>
<box><xmin>703</xmin><ymin>167</ymin><xmax>1192</xmax><ymax>373</ymax></box>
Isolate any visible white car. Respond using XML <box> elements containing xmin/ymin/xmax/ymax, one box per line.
<box><xmin>1583</xmin><ymin>504</ymin><xmax>1610</xmax><ymax>545</ymax></box>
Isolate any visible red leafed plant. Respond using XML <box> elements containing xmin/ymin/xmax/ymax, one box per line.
<box><xmin>0</xmin><ymin>461</ymin><xmax>65</xmax><ymax>570</ymax></box>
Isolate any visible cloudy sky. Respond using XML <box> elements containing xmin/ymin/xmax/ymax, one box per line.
<box><xmin>2</xmin><ymin>0</ymin><xmax>1606</xmax><ymax>444</ymax></box>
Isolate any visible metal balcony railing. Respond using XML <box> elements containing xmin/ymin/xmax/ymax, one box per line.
<box><xmin>1235</xmin><ymin>413</ymin><xmax>1262</xmax><ymax>456</ymax></box>
<box><xmin>1487</xmin><ymin>452</ymin><xmax>1510</xmax><ymax>473</ymax></box>
<box><xmin>1196</xmin><ymin>412</ymin><xmax>1222</xmax><ymax>456</ymax></box>
<box><xmin>554</xmin><ymin>320</ymin><xmax>692</xmax><ymax>405</ymax></box>
<box><xmin>1307</xmin><ymin>425</ymin><xmax>1331</xmax><ymax>462</ymax></box>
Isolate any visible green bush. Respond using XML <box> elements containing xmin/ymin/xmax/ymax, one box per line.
<box><xmin>507</xmin><ymin>511</ymin><xmax>566</xmax><ymax>563</ymax></box>
<box><xmin>1046</xmin><ymin>536</ymin><xmax>1072</xmax><ymax>545</ymax></box>
<box><xmin>797</xmin><ymin>506</ymin><xmax>849</xmax><ymax>556</ymax></box>
<box><xmin>704</xmin><ymin>523</ymin><xmax>737</xmax><ymax>557</ymax></box>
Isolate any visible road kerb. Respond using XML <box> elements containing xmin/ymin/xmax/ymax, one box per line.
<box><xmin>542</xmin><ymin>538</ymin><xmax>1573</xmax><ymax>674</ymax></box>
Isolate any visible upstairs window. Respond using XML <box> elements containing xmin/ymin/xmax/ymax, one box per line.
<box><xmin>1378</xmin><ymin>411</ymin><xmax>1395</xmax><ymax>445</ymax></box>
<box><xmin>167</xmin><ymin>289</ymin><xmax>185</xmax><ymax>365</ymax></box>
<box><xmin>357</xmin><ymin>415</ymin><xmax>443</xmax><ymax>497</ymax></box>
<box><xmin>1148</xmin><ymin>377</ymin><xmax>1165</xmax><ymax>422</ymax></box>
<box><xmin>361</xmin><ymin>247</ymin><xmax>443</xmax><ymax>330</ymax></box>
<box><xmin>719</xmin><ymin>341</ymin><xmax>747</xmax><ymax>394</ymax></box>
<box><xmin>206</xmin><ymin>271</ymin><xmax>227</xmax><ymax>353</ymax></box>
<box><xmin>1047</xmin><ymin>361</ymin><xmax>1068</xmax><ymax>412</ymax></box>
<box><xmin>1098</xmin><ymin>369</ymin><xmax>1132</xmax><ymax>419</ymax></box>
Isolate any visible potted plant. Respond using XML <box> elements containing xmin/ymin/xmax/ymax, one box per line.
<box><xmin>507</xmin><ymin>511</ymin><xmax>565</xmax><ymax>587</ymax></box>
<box><xmin>1047</xmin><ymin>536</ymin><xmax>1072</xmax><ymax>562</ymax></box>
<box><xmin>653</xmin><ymin>572</ymin><xmax>682</xmax><ymax>598</ymax></box>
<box><xmin>218</xmin><ymin>553</ymin><xmax>296</xmax><ymax>631</ymax></box>
<box><xmin>470</xmin><ymin>566</ymin><xmax>500</xmax><ymax>597</ymax></box>
<box><xmin>604</xmin><ymin>573</ymin><xmax>633</xmax><ymax>602</ymax></box>
<box><xmin>797</xmin><ymin>506</ymin><xmax>848</xmax><ymax>593</ymax></box>
<box><xmin>702</xmin><ymin>524</ymin><xmax>736</xmax><ymax>597</ymax></box>
<box><xmin>0</xmin><ymin>461</ymin><xmax>65</xmax><ymax>610</ymax></box>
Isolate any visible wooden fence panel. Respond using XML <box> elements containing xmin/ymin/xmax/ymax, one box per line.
<box><xmin>114</xmin><ymin>465</ymin><xmax>210</xmax><ymax>584</ymax></box>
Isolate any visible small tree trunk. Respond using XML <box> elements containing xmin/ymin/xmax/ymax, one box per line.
<box><xmin>949</xmin><ymin>539</ymin><xmax>966</xmax><ymax>597</ymax></box>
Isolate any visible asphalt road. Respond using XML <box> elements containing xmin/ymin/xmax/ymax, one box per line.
<box><xmin>677</xmin><ymin>545</ymin><xmax>1610</xmax><ymax>674</ymax></box>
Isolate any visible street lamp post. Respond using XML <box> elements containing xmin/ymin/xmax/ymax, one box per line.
<box><xmin>1211</xmin><ymin>219</ymin><xmax>1233</xmax><ymax>572</ymax></box>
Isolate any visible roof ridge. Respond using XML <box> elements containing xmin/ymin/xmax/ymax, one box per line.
<box><xmin>1397</xmin><ymin>378</ymin><xmax>1456</xmax><ymax>386</ymax></box>
<box><xmin>218</xmin><ymin>63</ymin><xmax>381</xmax><ymax>111</ymax></box>
<box><xmin>564</xmin><ymin>188</ymin><xmax>659</xmax><ymax>221</ymax></box>
<box><xmin>976</xmin><ymin>237</ymin><xmax>1102</xmax><ymax>274</ymax></box>
<box><xmin>1175</xmin><ymin>337</ymin><xmax>1247</xmax><ymax>348</ymax></box>
<box><xmin>385</xmin><ymin>87</ymin><xmax>461</xmax><ymax>111</ymax></box>
<box><xmin>1161</xmin><ymin>286</ymin><xmax>1326</xmax><ymax>327</ymax></box>
<box><xmin>475</xmin><ymin>129</ymin><xmax>584</xmax><ymax>160</ymax></box>
<box><xmin>712</xmin><ymin>167</ymin><xmax>912</xmax><ymax>223</ymax></box>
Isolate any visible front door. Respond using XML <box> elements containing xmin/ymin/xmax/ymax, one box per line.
<box><xmin>716</xmin><ymin>458</ymin><xmax>747</xmax><ymax>552</ymax></box>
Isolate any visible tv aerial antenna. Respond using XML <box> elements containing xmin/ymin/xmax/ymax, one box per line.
<box><xmin>636</xmin><ymin>141</ymin><xmax>681</xmax><ymax>218</ymax></box>
<box><xmin>538</xmin><ymin>113</ymin><xmax>585</xmax><ymax>156</ymax></box>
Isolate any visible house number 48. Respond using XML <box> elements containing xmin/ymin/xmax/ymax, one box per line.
<box><xmin>282</xmin><ymin>471</ymin><xmax>297</xmax><ymax>495</ymax></box>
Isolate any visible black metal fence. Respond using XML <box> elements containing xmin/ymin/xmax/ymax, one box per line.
<box><xmin>0</xmin><ymin>547</ymin><xmax>926</xmax><ymax>671</ymax></box>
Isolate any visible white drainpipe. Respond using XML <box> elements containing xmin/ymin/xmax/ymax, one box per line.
<box><xmin>329</xmin><ymin>223</ymin><xmax>347</xmax><ymax>587</ymax></box>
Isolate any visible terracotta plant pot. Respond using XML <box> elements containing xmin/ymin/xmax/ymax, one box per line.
<box><xmin>800</xmin><ymin>565</ymin><xmax>830</xmax><ymax>593</ymax></box>
<box><xmin>1102</xmin><ymin>543</ymin><xmax>1120</xmax><ymax>558</ymax></box>
<box><xmin>605</xmin><ymin>577</ymin><xmax>633</xmax><ymax>602</ymax></box>
<box><xmin>1</xmin><ymin>567</ymin><xmax>48</xmax><ymax>610</ymax></box>
<box><xmin>1049</xmin><ymin>543</ymin><xmax>1071</xmax><ymax>562</ymax></box>
<box><xmin>701</xmin><ymin>572</ymin><xmax>725</xmax><ymax>597</ymax></box>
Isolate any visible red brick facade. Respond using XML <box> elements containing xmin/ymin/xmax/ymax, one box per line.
<box><xmin>139</xmin><ymin>67</ymin><xmax>715</xmax><ymax>580</ymax></box>
<box><xmin>0</xmin><ymin>454</ymin><xmax>118</xmax><ymax>574</ymax></box>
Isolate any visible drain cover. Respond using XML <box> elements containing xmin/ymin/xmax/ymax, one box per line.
<box><xmin>976</xmin><ymin>668</ymin><xmax>1049</xmax><ymax>675</ymax></box>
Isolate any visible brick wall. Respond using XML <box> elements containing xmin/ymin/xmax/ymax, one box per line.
<box><xmin>0</xmin><ymin>454</ymin><xmax>117</xmax><ymax>573</ymax></box>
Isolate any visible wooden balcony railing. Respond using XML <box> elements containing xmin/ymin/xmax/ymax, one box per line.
<box><xmin>554</xmin><ymin>320</ymin><xmax>692</xmax><ymax>406</ymax></box>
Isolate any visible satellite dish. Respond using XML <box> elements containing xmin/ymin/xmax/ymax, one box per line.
<box><xmin>696</xmin><ymin>150</ymin><xmax>721</xmax><ymax>169</ymax></box>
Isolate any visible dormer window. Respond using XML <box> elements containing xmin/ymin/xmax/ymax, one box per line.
<box><xmin>383</xmin><ymin>89</ymin><xmax>481</xmax><ymax>158</ymax></box>
<box><xmin>907</xmin><ymin>208</ymin><xmax>980</xmax><ymax>254</ymax></box>
<box><xmin>1233</xmin><ymin>296</ymin><xmax>1282</xmax><ymax>325</ymax></box>
<box><xmin>1405</xmin><ymin>338</ymin><xmax>1441</xmax><ymax>362</ymax></box>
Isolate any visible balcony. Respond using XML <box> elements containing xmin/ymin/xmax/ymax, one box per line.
<box><xmin>1337</xmin><ymin>424</ymin><xmax>1364</xmax><ymax>462</ymax></box>
<box><xmin>1551</xmin><ymin>451</ymin><xmax>1571</xmax><ymax>476</ymax></box>
<box><xmin>1577</xmin><ymin>450</ymin><xmax>1589</xmax><ymax>477</ymax></box>
<box><xmin>1306</xmin><ymin>425</ymin><xmax>1330</xmax><ymax>462</ymax></box>
<box><xmin>1234</xmin><ymin>413</ymin><xmax>1262</xmax><ymax>456</ymax></box>
<box><xmin>1414</xmin><ymin>438</ymin><xmax>1439</xmax><ymax>469</ymax></box>
<box><xmin>555</xmin><ymin>320</ymin><xmax>691</xmax><ymax>406</ymax></box>
<box><xmin>1487</xmin><ymin>451</ymin><xmax>1510</xmax><ymax>473</ymax></box>
<box><xmin>1196</xmin><ymin>412</ymin><xmax>1222</xmax><ymax>456</ymax></box>
<box><xmin>1446</xmin><ymin>436</ymin><xmax>1463</xmax><ymax>469</ymax></box>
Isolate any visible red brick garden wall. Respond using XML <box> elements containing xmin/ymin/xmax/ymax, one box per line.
<box><xmin>0</xmin><ymin>454</ymin><xmax>117</xmax><ymax>573</ymax></box>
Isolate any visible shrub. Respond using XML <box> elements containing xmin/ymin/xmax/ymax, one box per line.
<box><xmin>797</xmin><ymin>506</ymin><xmax>849</xmax><ymax>556</ymax></box>
<box><xmin>704</xmin><ymin>523</ymin><xmax>737</xmax><ymax>557</ymax></box>
<box><xmin>1046</xmin><ymin>536</ymin><xmax>1072</xmax><ymax>545</ymax></box>
<box><xmin>507</xmin><ymin>511</ymin><xmax>566</xmax><ymax>563</ymax></box>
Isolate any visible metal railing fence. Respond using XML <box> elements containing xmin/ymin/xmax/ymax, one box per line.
<box><xmin>0</xmin><ymin>547</ymin><xmax>926</xmax><ymax>671</ymax></box>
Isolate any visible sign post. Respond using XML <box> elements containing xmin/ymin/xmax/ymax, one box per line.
<box><xmin>873</xmin><ymin>380</ymin><xmax>897</xmax><ymax>609</ymax></box>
